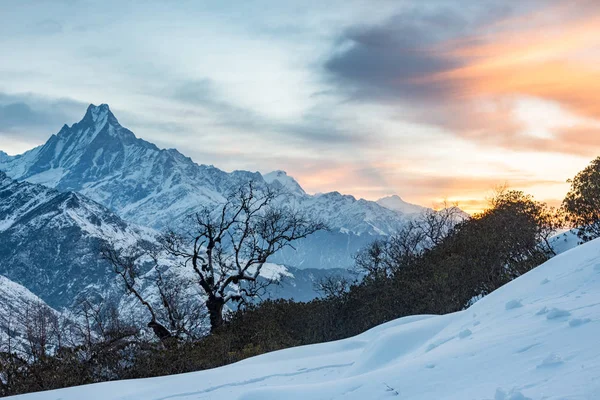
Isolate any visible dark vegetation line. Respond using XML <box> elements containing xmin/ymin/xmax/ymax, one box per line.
<box><xmin>1</xmin><ymin>156</ymin><xmax>599</xmax><ymax>397</ymax></box>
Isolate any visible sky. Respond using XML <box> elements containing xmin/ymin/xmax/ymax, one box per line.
<box><xmin>1</xmin><ymin>0</ymin><xmax>599</xmax><ymax>213</ymax></box>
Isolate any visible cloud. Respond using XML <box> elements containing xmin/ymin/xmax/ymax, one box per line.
<box><xmin>325</xmin><ymin>9</ymin><xmax>465</xmax><ymax>101</ymax></box>
<box><xmin>324</xmin><ymin>1</ymin><xmax>517</xmax><ymax>101</ymax></box>
<box><xmin>509</xmin><ymin>125</ymin><xmax>600</xmax><ymax>157</ymax></box>
<box><xmin>323</xmin><ymin>0</ymin><xmax>600</xmax><ymax>157</ymax></box>
<box><xmin>0</xmin><ymin>102</ymin><xmax>49</xmax><ymax>130</ymax></box>
<box><xmin>168</xmin><ymin>79</ymin><xmax>368</xmax><ymax>146</ymax></box>
<box><xmin>0</xmin><ymin>92</ymin><xmax>88</xmax><ymax>144</ymax></box>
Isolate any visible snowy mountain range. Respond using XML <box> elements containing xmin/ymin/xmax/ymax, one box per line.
<box><xmin>0</xmin><ymin>103</ymin><xmax>427</xmax><ymax>270</ymax></box>
<box><xmin>0</xmin><ymin>103</ymin><xmax>440</xmax><ymax>326</ymax></box>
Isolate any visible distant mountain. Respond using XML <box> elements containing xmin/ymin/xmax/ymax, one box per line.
<box><xmin>0</xmin><ymin>104</ymin><xmax>417</xmax><ymax>269</ymax></box>
<box><xmin>0</xmin><ymin>170</ymin><xmax>150</xmax><ymax>308</ymax></box>
<box><xmin>376</xmin><ymin>195</ymin><xmax>428</xmax><ymax>215</ymax></box>
<box><xmin>262</xmin><ymin>170</ymin><xmax>306</xmax><ymax>196</ymax></box>
<box><xmin>0</xmin><ymin>151</ymin><xmax>10</xmax><ymax>164</ymax></box>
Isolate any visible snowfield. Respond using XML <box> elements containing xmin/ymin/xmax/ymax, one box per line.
<box><xmin>11</xmin><ymin>238</ymin><xmax>600</xmax><ymax>399</ymax></box>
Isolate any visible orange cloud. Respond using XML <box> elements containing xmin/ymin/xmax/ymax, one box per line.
<box><xmin>291</xmin><ymin>158</ymin><xmax>566</xmax><ymax>213</ymax></box>
<box><xmin>405</xmin><ymin>5</ymin><xmax>600</xmax><ymax>155</ymax></box>
<box><xmin>512</xmin><ymin>125</ymin><xmax>600</xmax><ymax>157</ymax></box>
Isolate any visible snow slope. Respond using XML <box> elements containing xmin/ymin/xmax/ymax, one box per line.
<box><xmin>550</xmin><ymin>229</ymin><xmax>580</xmax><ymax>255</ymax></box>
<box><xmin>12</xmin><ymin>235</ymin><xmax>600</xmax><ymax>399</ymax></box>
<box><xmin>0</xmin><ymin>150</ymin><xmax>11</xmax><ymax>164</ymax></box>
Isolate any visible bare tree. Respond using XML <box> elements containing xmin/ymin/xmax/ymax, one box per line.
<box><xmin>315</xmin><ymin>275</ymin><xmax>352</xmax><ymax>299</ymax></box>
<box><xmin>101</xmin><ymin>243</ymin><xmax>175</xmax><ymax>342</ymax></box>
<box><xmin>0</xmin><ymin>307</ymin><xmax>26</xmax><ymax>396</ymax></box>
<box><xmin>152</xmin><ymin>267</ymin><xmax>207</xmax><ymax>339</ymax></box>
<box><xmin>420</xmin><ymin>202</ymin><xmax>465</xmax><ymax>247</ymax></box>
<box><xmin>354</xmin><ymin>203</ymin><xmax>466</xmax><ymax>279</ymax></box>
<box><xmin>24</xmin><ymin>304</ymin><xmax>47</xmax><ymax>360</ymax></box>
<box><xmin>163</xmin><ymin>182</ymin><xmax>326</xmax><ymax>332</ymax></box>
<box><xmin>71</xmin><ymin>296</ymin><xmax>137</xmax><ymax>347</ymax></box>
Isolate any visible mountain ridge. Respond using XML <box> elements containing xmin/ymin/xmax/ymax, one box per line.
<box><xmin>0</xmin><ymin>103</ymin><xmax>429</xmax><ymax>269</ymax></box>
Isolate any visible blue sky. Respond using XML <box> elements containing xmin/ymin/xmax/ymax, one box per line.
<box><xmin>1</xmin><ymin>0</ymin><xmax>600</xmax><ymax>212</ymax></box>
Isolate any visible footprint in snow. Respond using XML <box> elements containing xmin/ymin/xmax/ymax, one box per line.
<box><xmin>569</xmin><ymin>318</ymin><xmax>591</xmax><ymax>327</ymax></box>
<box><xmin>536</xmin><ymin>306</ymin><xmax>549</xmax><ymax>315</ymax></box>
<box><xmin>342</xmin><ymin>385</ymin><xmax>362</xmax><ymax>394</ymax></box>
<box><xmin>495</xmin><ymin>388</ymin><xmax>532</xmax><ymax>400</ymax></box>
<box><xmin>425</xmin><ymin>336</ymin><xmax>454</xmax><ymax>352</ymax></box>
<box><xmin>458</xmin><ymin>329</ymin><xmax>472</xmax><ymax>339</ymax></box>
<box><xmin>546</xmin><ymin>308</ymin><xmax>571</xmax><ymax>320</ymax></box>
<box><xmin>540</xmin><ymin>278</ymin><xmax>550</xmax><ymax>285</ymax></box>
<box><xmin>536</xmin><ymin>353</ymin><xmax>564</xmax><ymax>368</ymax></box>
<box><xmin>515</xmin><ymin>343</ymin><xmax>539</xmax><ymax>354</ymax></box>
<box><xmin>473</xmin><ymin>320</ymin><xmax>481</xmax><ymax>326</ymax></box>
<box><xmin>505</xmin><ymin>299</ymin><xmax>523</xmax><ymax>310</ymax></box>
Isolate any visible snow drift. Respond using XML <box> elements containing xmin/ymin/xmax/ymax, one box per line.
<box><xmin>11</xmin><ymin>236</ymin><xmax>600</xmax><ymax>399</ymax></box>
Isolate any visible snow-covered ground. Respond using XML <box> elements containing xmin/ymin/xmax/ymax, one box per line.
<box><xmin>549</xmin><ymin>229</ymin><xmax>580</xmax><ymax>255</ymax></box>
<box><xmin>12</xmin><ymin>237</ymin><xmax>600</xmax><ymax>399</ymax></box>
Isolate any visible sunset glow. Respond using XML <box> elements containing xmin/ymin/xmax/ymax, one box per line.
<box><xmin>1</xmin><ymin>0</ymin><xmax>599</xmax><ymax>210</ymax></box>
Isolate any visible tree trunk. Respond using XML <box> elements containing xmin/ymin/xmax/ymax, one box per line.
<box><xmin>207</xmin><ymin>295</ymin><xmax>225</xmax><ymax>333</ymax></box>
<box><xmin>147</xmin><ymin>320</ymin><xmax>172</xmax><ymax>342</ymax></box>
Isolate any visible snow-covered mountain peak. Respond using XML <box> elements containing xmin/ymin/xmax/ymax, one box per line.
<box><xmin>317</xmin><ymin>191</ymin><xmax>356</xmax><ymax>201</ymax></box>
<box><xmin>82</xmin><ymin>103</ymin><xmax>118</xmax><ymax>129</ymax></box>
<box><xmin>262</xmin><ymin>170</ymin><xmax>306</xmax><ymax>195</ymax></box>
<box><xmin>83</xmin><ymin>103</ymin><xmax>115</xmax><ymax>124</ymax></box>
<box><xmin>54</xmin><ymin>103</ymin><xmax>123</xmax><ymax>143</ymax></box>
<box><xmin>377</xmin><ymin>194</ymin><xmax>428</xmax><ymax>215</ymax></box>
<box><xmin>383</xmin><ymin>194</ymin><xmax>404</xmax><ymax>202</ymax></box>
